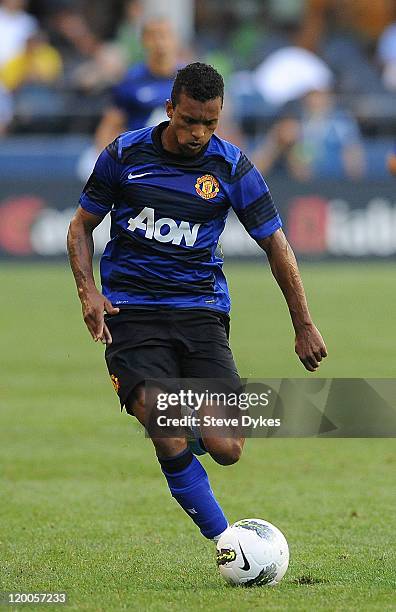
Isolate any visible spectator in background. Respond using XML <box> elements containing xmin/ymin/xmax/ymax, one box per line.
<box><xmin>251</xmin><ymin>115</ymin><xmax>300</xmax><ymax>177</ymax></box>
<box><xmin>0</xmin><ymin>30</ymin><xmax>62</xmax><ymax>91</ymax></box>
<box><xmin>71</xmin><ymin>34</ymin><xmax>125</xmax><ymax>95</ymax></box>
<box><xmin>0</xmin><ymin>0</ymin><xmax>37</xmax><ymax>67</ymax></box>
<box><xmin>115</xmin><ymin>0</ymin><xmax>144</xmax><ymax>65</ymax></box>
<box><xmin>253</xmin><ymin>88</ymin><xmax>365</xmax><ymax>181</ymax></box>
<box><xmin>0</xmin><ymin>83</ymin><xmax>13</xmax><ymax>133</ymax></box>
<box><xmin>299</xmin><ymin>0</ymin><xmax>392</xmax><ymax>96</ymax></box>
<box><xmin>97</xmin><ymin>17</ymin><xmax>178</xmax><ymax>143</ymax></box>
<box><xmin>387</xmin><ymin>145</ymin><xmax>396</xmax><ymax>175</ymax></box>
<box><xmin>77</xmin><ymin>17</ymin><xmax>179</xmax><ymax>180</ymax></box>
<box><xmin>47</xmin><ymin>9</ymin><xmax>125</xmax><ymax>94</ymax></box>
<box><xmin>316</xmin><ymin>0</ymin><xmax>394</xmax><ymax>43</ymax></box>
<box><xmin>253</xmin><ymin>38</ymin><xmax>333</xmax><ymax>109</ymax></box>
<box><xmin>377</xmin><ymin>21</ymin><xmax>396</xmax><ymax>92</ymax></box>
<box><xmin>47</xmin><ymin>8</ymin><xmax>88</xmax><ymax>67</ymax></box>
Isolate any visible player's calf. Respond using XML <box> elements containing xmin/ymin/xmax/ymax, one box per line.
<box><xmin>125</xmin><ymin>383</ymin><xmax>229</xmax><ymax>540</ymax></box>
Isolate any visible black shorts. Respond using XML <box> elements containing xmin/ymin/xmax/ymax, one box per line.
<box><xmin>104</xmin><ymin>308</ymin><xmax>241</xmax><ymax>409</ymax></box>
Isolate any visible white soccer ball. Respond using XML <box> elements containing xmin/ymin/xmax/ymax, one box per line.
<box><xmin>216</xmin><ymin>518</ymin><xmax>289</xmax><ymax>586</ymax></box>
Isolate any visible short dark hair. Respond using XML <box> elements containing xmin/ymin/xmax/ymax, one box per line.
<box><xmin>171</xmin><ymin>62</ymin><xmax>224</xmax><ymax>107</ymax></box>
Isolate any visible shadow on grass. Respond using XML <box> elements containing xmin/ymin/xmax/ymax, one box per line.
<box><xmin>292</xmin><ymin>574</ymin><xmax>329</xmax><ymax>586</ymax></box>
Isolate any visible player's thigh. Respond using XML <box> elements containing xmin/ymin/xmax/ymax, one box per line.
<box><xmin>104</xmin><ymin>310</ymin><xmax>182</xmax><ymax>413</ymax></box>
<box><xmin>180</xmin><ymin>314</ymin><xmax>240</xmax><ymax>381</ymax></box>
<box><xmin>179</xmin><ymin>315</ymin><xmax>245</xmax><ymax>461</ymax></box>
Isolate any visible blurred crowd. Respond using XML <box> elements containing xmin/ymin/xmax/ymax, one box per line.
<box><xmin>1</xmin><ymin>0</ymin><xmax>396</xmax><ymax>179</ymax></box>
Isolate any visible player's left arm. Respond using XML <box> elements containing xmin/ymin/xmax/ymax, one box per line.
<box><xmin>257</xmin><ymin>229</ymin><xmax>328</xmax><ymax>372</ymax></box>
<box><xmin>229</xmin><ymin>152</ymin><xmax>327</xmax><ymax>370</ymax></box>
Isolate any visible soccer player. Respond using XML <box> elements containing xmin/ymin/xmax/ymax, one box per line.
<box><xmin>67</xmin><ymin>63</ymin><xmax>327</xmax><ymax>543</ymax></box>
<box><xmin>95</xmin><ymin>17</ymin><xmax>178</xmax><ymax>151</ymax></box>
<box><xmin>77</xmin><ymin>17</ymin><xmax>179</xmax><ymax>180</ymax></box>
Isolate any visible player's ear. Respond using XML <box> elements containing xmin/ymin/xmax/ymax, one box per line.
<box><xmin>165</xmin><ymin>99</ymin><xmax>173</xmax><ymax>119</ymax></box>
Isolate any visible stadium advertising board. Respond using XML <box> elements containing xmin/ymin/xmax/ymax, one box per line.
<box><xmin>1</xmin><ymin>178</ymin><xmax>395</xmax><ymax>259</ymax></box>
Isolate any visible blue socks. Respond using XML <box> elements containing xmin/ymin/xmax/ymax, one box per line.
<box><xmin>159</xmin><ymin>449</ymin><xmax>228</xmax><ymax>540</ymax></box>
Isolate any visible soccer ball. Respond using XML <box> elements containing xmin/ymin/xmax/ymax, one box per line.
<box><xmin>216</xmin><ymin>518</ymin><xmax>289</xmax><ymax>586</ymax></box>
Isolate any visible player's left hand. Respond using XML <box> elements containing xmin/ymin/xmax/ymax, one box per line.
<box><xmin>295</xmin><ymin>324</ymin><xmax>327</xmax><ymax>372</ymax></box>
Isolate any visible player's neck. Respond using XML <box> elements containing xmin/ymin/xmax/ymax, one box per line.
<box><xmin>161</xmin><ymin>124</ymin><xmax>181</xmax><ymax>155</ymax></box>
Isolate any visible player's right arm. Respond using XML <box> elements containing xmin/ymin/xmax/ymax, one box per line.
<box><xmin>67</xmin><ymin>206</ymin><xmax>119</xmax><ymax>344</ymax></box>
<box><xmin>69</xmin><ymin>140</ymin><xmax>121</xmax><ymax>343</ymax></box>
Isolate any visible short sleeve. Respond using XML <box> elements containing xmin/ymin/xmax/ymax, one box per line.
<box><xmin>228</xmin><ymin>153</ymin><xmax>282</xmax><ymax>240</ymax></box>
<box><xmin>79</xmin><ymin>141</ymin><xmax>121</xmax><ymax>218</ymax></box>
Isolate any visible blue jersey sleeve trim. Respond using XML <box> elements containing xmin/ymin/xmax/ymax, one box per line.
<box><xmin>206</xmin><ymin>135</ymin><xmax>241</xmax><ymax>175</ymax></box>
<box><xmin>117</xmin><ymin>127</ymin><xmax>154</xmax><ymax>158</ymax></box>
<box><xmin>226</xmin><ymin>154</ymin><xmax>284</xmax><ymax>241</ymax></box>
<box><xmin>78</xmin><ymin>147</ymin><xmax>120</xmax><ymax>216</ymax></box>
<box><xmin>79</xmin><ymin>195</ymin><xmax>111</xmax><ymax>218</ymax></box>
<box><xmin>247</xmin><ymin>214</ymin><xmax>283</xmax><ymax>241</ymax></box>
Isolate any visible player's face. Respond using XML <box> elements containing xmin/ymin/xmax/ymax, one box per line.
<box><xmin>142</xmin><ymin>19</ymin><xmax>177</xmax><ymax>60</ymax></box>
<box><xmin>165</xmin><ymin>93</ymin><xmax>223</xmax><ymax>156</ymax></box>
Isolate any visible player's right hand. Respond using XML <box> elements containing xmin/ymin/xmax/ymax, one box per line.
<box><xmin>81</xmin><ymin>289</ymin><xmax>119</xmax><ymax>345</ymax></box>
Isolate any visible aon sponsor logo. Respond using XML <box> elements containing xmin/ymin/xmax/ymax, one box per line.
<box><xmin>127</xmin><ymin>206</ymin><xmax>200</xmax><ymax>246</ymax></box>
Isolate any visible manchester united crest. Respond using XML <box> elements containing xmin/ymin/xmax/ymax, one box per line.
<box><xmin>195</xmin><ymin>174</ymin><xmax>220</xmax><ymax>200</ymax></box>
<box><xmin>110</xmin><ymin>374</ymin><xmax>120</xmax><ymax>394</ymax></box>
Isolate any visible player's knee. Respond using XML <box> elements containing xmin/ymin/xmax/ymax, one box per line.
<box><xmin>205</xmin><ymin>438</ymin><xmax>244</xmax><ymax>466</ymax></box>
<box><xmin>222</xmin><ymin>439</ymin><xmax>243</xmax><ymax>465</ymax></box>
<box><xmin>153</xmin><ymin>437</ymin><xmax>187</xmax><ymax>459</ymax></box>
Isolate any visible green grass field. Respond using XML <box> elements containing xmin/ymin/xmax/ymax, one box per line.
<box><xmin>1</xmin><ymin>263</ymin><xmax>395</xmax><ymax>611</ymax></box>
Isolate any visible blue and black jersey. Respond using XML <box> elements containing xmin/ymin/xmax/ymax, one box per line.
<box><xmin>79</xmin><ymin>122</ymin><xmax>282</xmax><ymax>314</ymax></box>
<box><xmin>112</xmin><ymin>63</ymin><xmax>176</xmax><ymax>130</ymax></box>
